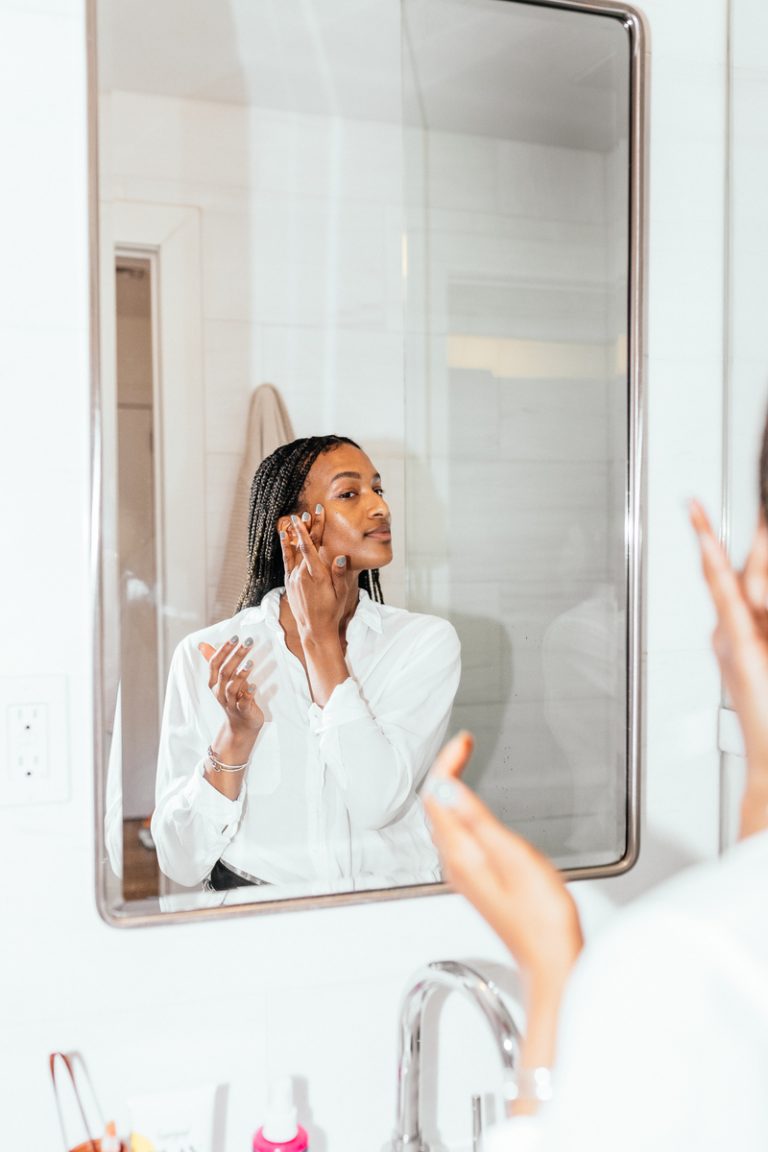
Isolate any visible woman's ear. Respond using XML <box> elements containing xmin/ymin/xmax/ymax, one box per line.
<box><xmin>276</xmin><ymin>514</ymin><xmax>292</xmax><ymax>535</ymax></box>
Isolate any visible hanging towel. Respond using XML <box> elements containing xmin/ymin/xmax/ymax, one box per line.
<box><xmin>212</xmin><ymin>383</ymin><xmax>295</xmax><ymax>622</ymax></box>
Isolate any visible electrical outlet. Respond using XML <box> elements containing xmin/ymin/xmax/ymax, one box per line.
<box><xmin>9</xmin><ymin>702</ymin><xmax>50</xmax><ymax>782</ymax></box>
<box><xmin>0</xmin><ymin>677</ymin><xmax>68</xmax><ymax>806</ymax></box>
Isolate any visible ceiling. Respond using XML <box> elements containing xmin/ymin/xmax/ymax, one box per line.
<box><xmin>97</xmin><ymin>0</ymin><xmax>630</xmax><ymax>150</ymax></box>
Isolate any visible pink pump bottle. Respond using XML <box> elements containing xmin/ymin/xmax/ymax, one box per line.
<box><xmin>253</xmin><ymin>1077</ymin><xmax>308</xmax><ymax>1152</ymax></box>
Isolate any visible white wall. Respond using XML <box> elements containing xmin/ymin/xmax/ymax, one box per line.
<box><xmin>101</xmin><ymin>89</ymin><xmax>409</xmax><ymax>620</ymax></box>
<box><xmin>402</xmin><ymin>108</ymin><xmax>628</xmax><ymax>868</ymax></box>
<box><xmin>0</xmin><ymin>1</ymin><xmax>729</xmax><ymax>1150</ymax></box>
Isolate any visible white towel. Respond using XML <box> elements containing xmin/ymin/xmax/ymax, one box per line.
<box><xmin>212</xmin><ymin>383</ymin><xmax>294</xmax><ymax>622</ymax></box>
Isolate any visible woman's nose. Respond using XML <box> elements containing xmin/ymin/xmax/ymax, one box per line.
<box><xmin>370</xmin><ymin>493</ymin><xmax>388</xmax><ymax>517</ymax></box>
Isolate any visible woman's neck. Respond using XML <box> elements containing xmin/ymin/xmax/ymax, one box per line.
<box><xmin>278</xmin><ymin>582</ymin><xmax>360</xmax><ymax>637</ymax></box>
<box><xmin>339</xmin><ymin>580</ymin><xmax>361</xmax><ymax>631</ymax></box>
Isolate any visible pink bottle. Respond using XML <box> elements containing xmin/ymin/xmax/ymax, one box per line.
<box><xmin>253</xmin><ymin>1077</ymin><xmax>308</xmax><ymax>1152</ymax></box>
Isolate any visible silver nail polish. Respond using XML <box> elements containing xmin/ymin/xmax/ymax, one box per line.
<box><xmin>230</xmin><ymin>635</ymin><xmax>239</xmax><ymax>645</ymax></box>
<box><xmin>243</xmin><ymin>659</ymin><xmax>254</xmax><ymax>670</ymax></box>
<box><xmin>336</xmin><ymin>556</ymin><xmax>346</xmax><ymax>567</ymax></box>
<box><xmin>315</xmin><ymin>503</ymin><xmax>323</xmax><ymax>514</ymax></box>
<box><xmin>424</xmin><ymin>778</ymin><xmax>461</xmax><ymax>809</ymax></box>
<box><xmin>301</xmin><ymin>511</ymin><xmax>311</xmax><ymax>523</ymax></box>
<box><xmin>279</xmin><ymin>529</ymin><xmax>286</xmax><ymax>540</ymax></box>
<box><xmin>243</xmin><ymin>636</ymin><xmax>254</xmax><ymax>648</ymax></box>
<box><xmin>290</xmin><ymin>514</ymin><xmax>298</xmax><ymax>524</ymax></box>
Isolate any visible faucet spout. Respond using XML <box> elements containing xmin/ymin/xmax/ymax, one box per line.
<box><xmin>389</xmin><ymin>960</ymin><xmax>522</xmax><ymax>1152</ymax></box>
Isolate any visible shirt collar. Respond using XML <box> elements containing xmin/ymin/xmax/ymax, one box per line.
<box><xmin>243</xmin><ymin>586</ymin><xmax>383</xmax><ymax>635</ymax></box>
<box><xmin>353</xmin><ymin>588</ymin><xmax>383</xmax><ymax>634</ymax></box>
<box><xmin>242</xmin><ymin>587</ymin><xmax>282</xmax><ymax>632</ymax></box>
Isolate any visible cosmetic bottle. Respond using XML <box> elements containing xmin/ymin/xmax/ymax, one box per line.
<box><xmin>253</xmin><ymin>1077</ymin><xmax>308</xmax><ymax>1152</ymax></box>
<box><xmin>101</xmin><ymin>1120</ymin><xmax>121</xmax><ymax>1152</ymax></box>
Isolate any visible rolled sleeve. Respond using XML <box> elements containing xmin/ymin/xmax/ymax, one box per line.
<box><xmin>151</xmin><ymin>638</ymin><xmax>249</xmax><ymax>887</ymax></box>
<box><xmin>151</xmin><ymin>757</ymin><xmax>245</xmax><ymax>886</ymax></box>
<box><xmin>482</xmin><ymin>1118</ymin><xmax>545</xmax><ymax>1152</ymax></box>
<box><xmin>179</xmin><ymin>760</ymin><xmax>244</xmax><ymax>833</ymax></box>
<box><xmin>306</xmin><ymin>621</ymin><xmax>461</xmax><ymax>831</ymax></box>
<box><xmin>307</xmin><ymin>678</ymin><xmax>370</xmax><ymax>732</ymax></box>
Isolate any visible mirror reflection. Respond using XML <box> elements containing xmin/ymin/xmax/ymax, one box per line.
<box><xmin>95</xmin><ymin>0</ymin><xmax>640</xmax><ymax>919</ymax></box>
<box><xmin>155</xmin><ymin>436</ymin><xmax>460</xmax><ymax>894</ymax></box>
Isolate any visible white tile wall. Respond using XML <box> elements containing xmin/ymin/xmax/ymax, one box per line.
<box><xmin>0</xmin><ymin>0</ymin><xmax>733</xmax><ymax>1148</ymax></box>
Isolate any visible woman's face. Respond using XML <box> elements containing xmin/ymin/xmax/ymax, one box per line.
<box><xmin>289</xmin><ymin>443</ymin><xmax>392</xmax><ymax>573</ymax></box>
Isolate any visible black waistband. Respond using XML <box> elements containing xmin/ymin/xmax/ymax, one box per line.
<box><xmin>208</xmin><ymin>859</ymin><xmax>269</xmax><ymax>890</ymax></box>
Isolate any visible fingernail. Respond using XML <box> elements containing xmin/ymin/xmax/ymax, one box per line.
<box><xmin>279</xmin><ymin>530</ymin><xmax>286</xmax><ymax>540</ymax></box>
<box><xmin>290</xmin><ymin>514</ymin><xmax>298</xmax><ymax>525</ymax></box>
<box><xmin>336</xmin><ymin>556</ymin><xmax>347</xmax><ymax>567</ymax></box>
<box><xmin>315</xmin><ymin>503</ymin><xmax>323</xmax><ymax>514</ymax></box>
<box><xmin>301</xmin><ymin>511</ymin><xmax>311</xmax><ymax>523</ymax></box>
<box><xmin>247</xmin><ymin>681</ymin><xmax>256</xmax><ymax>692</ymax></box>
<box><xmin>423</xmin><ymin>778</ymin><xmax>461</xmax><ymax>809</ymax></box>
<box><xmin>243</xmin><ymin>636</ymin><xmax>254</xmax><ymax>648</ymax></box>
<box><xmin>243</xmin><ymin>659</ymin><xmax>254</xmax><ymax>670</ymax></box>
<box><xmin>230</xmin><ymin>635</ymin><xmax>239</xmax><ymax>645</ymax></box>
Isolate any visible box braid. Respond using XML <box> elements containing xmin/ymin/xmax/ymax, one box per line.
<box><xmin>235</xmin><ymin>434</ymin><xmax>384</xmax><ymax>612</ymax></box>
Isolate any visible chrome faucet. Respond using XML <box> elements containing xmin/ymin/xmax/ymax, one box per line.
<box><xmin>387</xmin><ymin>960</ymin><xmax>522</xmax><ymax>1152</ymax></box>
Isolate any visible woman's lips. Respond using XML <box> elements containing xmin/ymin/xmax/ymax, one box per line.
<box><xmin>366</xmin><ymin>528</ymin><xmax>392</xmax><ymax>541</ymax></box>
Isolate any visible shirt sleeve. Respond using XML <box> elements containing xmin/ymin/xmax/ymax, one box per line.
<box><xmin>541</xmin><ymin>904</ymin><xmax>768</xmax><ymax>1152</ymax></box>
<box><xmin>305</xmin><ymin>617</ymin><xmax>461</xmax><ymax>830</ymax></box>
<box><xmin>481</xmin><ymin>1118</ymin><xmax>545</xmax><ymax>1152</ymax></box>
<box><xmin>150</xmin><ymin>640</ymin><xmax>247</xmax><ymax>887</ymax></box>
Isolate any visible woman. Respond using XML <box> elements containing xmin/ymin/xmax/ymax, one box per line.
<box><xmin>152</xmin><ymin>435</ymin><xmax>461</xmax><ymax>891</ymax></box>
<box><xmin>424</xmin><ymin>493</ymin><xmax>768</xmax><ymax>1149</ymax></box>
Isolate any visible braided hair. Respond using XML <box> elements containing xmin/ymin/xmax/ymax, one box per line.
<box><xmin>235</xmin><ymin>434</ymin><xmax>384</xmax><ymax>612</ymax></box>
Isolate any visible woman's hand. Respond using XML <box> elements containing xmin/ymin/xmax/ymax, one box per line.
<box><xmin>425</xmin><ymin>732</ymin><xmax>583</xmax><ymax>982</ymax></box>
<box><xmin>197</xmin><ymin>638</ymin><xmax>264</xmax><ymax>799</ymax></box>
<box><xmin>198</xmin><ymin>637</ymin><xmax>264</xmax><ymax>737</ymax></box>
<box><xmin>689</xmin><ymin>500</ymin><xmax>768</xmax><ymax>836</ymax></box>
<box><xmin>280</xmin><ymin>509</ymin><xmax>355</xmax><ymax>641</ymax></box>
<box><xmin>424</xmin><ymin>732</ymin><xmax>583</xmax><ymax>1086</ymax></box>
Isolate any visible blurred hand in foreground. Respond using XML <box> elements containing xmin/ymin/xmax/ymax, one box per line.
<box><xmin>424</xmin><ymin>732</ymin><xmax>583</xmax><ymax>1079</ymax></box>
<box><xmin>689</xmin><ymin>500</ymin><xmax>768</xmax><ymax>837</ymax></box>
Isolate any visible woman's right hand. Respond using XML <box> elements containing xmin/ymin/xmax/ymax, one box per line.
<box><xmin>198</xmin><ymin>636</ymin><xmax>264</xmax><ymax>748</ymax></box>
<box><xmin>689</xmin><ymin>501</ymin><xmax>768</xmax><ymax>836</ymax></box>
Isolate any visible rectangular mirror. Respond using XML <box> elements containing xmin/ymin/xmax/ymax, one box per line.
<box><xmin>92</xmin><ymin>0</ymin><xmax>646</xmax><ymax>924</ymax></box>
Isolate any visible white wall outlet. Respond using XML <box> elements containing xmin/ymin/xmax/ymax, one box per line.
<box><xmin>9</xmin><ymin>702</ymin><xmax>50</xmax><ymax>781</ymax></box>
<box><xmin>0</xmin><ymin>676</ymin><xmax>69</xmax><ymax>806</ymax></box>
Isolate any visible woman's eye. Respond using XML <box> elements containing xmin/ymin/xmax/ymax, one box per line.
<box><xmin>374</xmin><ymin>488</ymin><xmax>386</xmax><ymax>496</ymax></box>
<box><xmin>338</xmin><ymin>490</ymin><xmax>358</xmax><ymax>499</ymax></box>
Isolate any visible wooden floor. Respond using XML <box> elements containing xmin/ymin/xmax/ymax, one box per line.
<box><xmin>123</xmin><ymin>817</ymin><xmax>160</xmax><ymax>901</ymax></box>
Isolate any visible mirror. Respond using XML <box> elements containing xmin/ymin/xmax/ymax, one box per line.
<box><xmin>92</xmin><ymin>0</ymin><xmax>646</xmax><ymax>924</ymax></box>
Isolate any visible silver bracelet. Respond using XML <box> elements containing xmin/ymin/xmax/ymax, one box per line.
<box><xmin>206</xmin><ymin>745</ymin><xmax>250</xmax><ymax>773</ymax></box>
<box><xmin>504</xmin><ymin>1067</ymin><xmax>554</xmax><ymax>1104</ymax></box>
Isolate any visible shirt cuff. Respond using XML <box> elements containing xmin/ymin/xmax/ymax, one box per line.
<box><xmin>307</xmin><ymin>677</ymin><xmax>371</xmax><ymax>733</ymax></box>
<box><xmin>180</xmin><ymin>758</ymin><xmax>245</xmax><ymax>829</ymax></box>
<box><xmin>481</xmin><ymin>1117</ymin><xmax>545</xmax><ymax>1152</ymax></box>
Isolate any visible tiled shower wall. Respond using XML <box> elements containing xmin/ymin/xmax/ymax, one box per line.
<box><xmin>103</xmin><ymin>79</ymin><xmax>628</xmax><ymax>859</ymax></box>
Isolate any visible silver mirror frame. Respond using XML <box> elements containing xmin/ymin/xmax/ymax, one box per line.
<box><xmin>89</xmin><ymin>0</ymin><xmax>648</xmax><ymax>927</ymax></box>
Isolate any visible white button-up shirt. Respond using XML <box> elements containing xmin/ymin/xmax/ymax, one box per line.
<box><xmin>151</xmin><ymin>589</ymin><xmax>461</xmax><ymax>889</ymax></box>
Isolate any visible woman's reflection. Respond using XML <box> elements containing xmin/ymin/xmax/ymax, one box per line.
<box><xmin>151</xmin><ymin>435</ymin><xmax>461</xmax><ymax>891</ymax></box>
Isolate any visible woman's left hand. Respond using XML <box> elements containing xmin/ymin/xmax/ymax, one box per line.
<box><xmin>424</xmin><ymin>731</ymin><xmax>583</xmax><ymax>1083</ymax></box>
<box><xmin>424</xmin><ymin>732</ymin><xmax>583</xmax><ymax>986</ymax></box>
<box><xmin>280</xmin><ymin>511</ymin><xmax>355</xmax><ymax>640</ymax></box>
